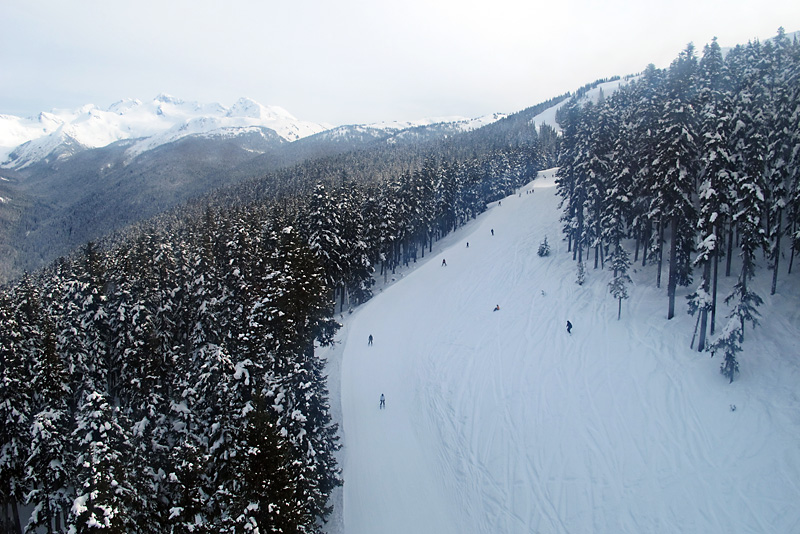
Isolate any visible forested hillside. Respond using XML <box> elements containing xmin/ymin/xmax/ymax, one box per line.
<box><xmin>0</xmin><ymin>94</ymin><xmax>562</xmax><ymax>283</ymax></box>
<box><xmin>1</xmin><ymin>27</ymin><xmax>798</xmax><ymax>534</ymax></box>
<box><xmin>0</xmin><ymin>93</ymin><xmax>557</xmax><ymax>532</ymax></box>
<box><xmin>556</xmin><ymin>28</ymin><xmax>800</xmax><ymax>381</ymax></box>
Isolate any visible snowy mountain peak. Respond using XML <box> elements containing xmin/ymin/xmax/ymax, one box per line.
<box><xmin>0</xmin><ymin>95</ymin><xmax>332</xmax><ymax>168</ymax></box>
<box><xmin>226</xmin><ymin>97</ymin><xmax>295</xmax><ymax>122</ymax></box>
<box><xmin>107</xmin><ymin>98</ymin><xmax>143</xmax><ymax>114</ymax></box>
<box><xmin>154</xmin><ymin>93</ymin><xmax>184</xmax><ymax>106</ymax></box>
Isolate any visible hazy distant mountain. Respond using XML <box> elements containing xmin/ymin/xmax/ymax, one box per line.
<box><xmin>0</xmin><ymin>95</ymin><xmax>509</xmax><ymax>170</ymax></box>
<box><xmin>0</xmin><ymin>94</ymin><xmax>332</xmax><ymax>169</ymax></box>
<box><xmin>0</xmin><ymin>95</ymin><xmax>514</xmax><ymax>282</ymax></box>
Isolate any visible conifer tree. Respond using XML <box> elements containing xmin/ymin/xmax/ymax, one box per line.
<box><xmin>70</xmin><ymin>390</ymin><xmax>141</xmax><ymax>532</ymax></box>
<box><xmin>0</xmin><ymin>282</ymin><xmax>37</xmax><ymax>534</ymax></box>
<box><xmin>694</xmin><ymin>36</ymin><xmax>735</xmax><ymax>348</ymax></box>
<box><xmin>608</xmin><ymin>246</ymin><xmax>632</xmax><ymax>320</ymax></box>
<box><xmin>728</xmin><ymin>40</ymin><xmax>769</xmax><ymax>341</ymax></box>
<box><xmin>764</xmin><ymin>28</ymin><xmax>795</xmax><ymax>294</ymax></box>
<box><xmin>650</xmin><ymin>44</ymin><xmax>699</xmax><ymax>319</ymax></box>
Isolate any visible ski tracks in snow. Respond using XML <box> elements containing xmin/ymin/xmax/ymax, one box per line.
<box><xmin>337</xmin><ymin>170</ymin><xmax>800</xmax><ymax>534</ymax></box>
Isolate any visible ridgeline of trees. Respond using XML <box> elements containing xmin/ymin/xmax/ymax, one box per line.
<box><xmin>555</xmin><ymin>28</ymin><xmax>800</xmax><ymax>382</ymax></box>
<box><xmin>1</xmin><ymin>99</ymin><xmax>557</xmax><ymax>532</ymax></box>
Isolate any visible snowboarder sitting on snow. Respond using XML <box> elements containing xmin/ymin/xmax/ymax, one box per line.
<box><xmin>368</xmin><ymin>334</ymin><xmax>373</xmax><ymax>346</ymax></box>
<box><xmin>566</xmin><ymin>320</ymin><xmax>572</xmax><ymax>334</ymax></box>
<box><xmin>379</xmin><ymin>393</ymin><xmax>385</xmax><ymax>409</ymax></box>
<box><xmin>493</xmin><ymin>304</ymin><xmax>500</xmax><ymax>312</ymax></box>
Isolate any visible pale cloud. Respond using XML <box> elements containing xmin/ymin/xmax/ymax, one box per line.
<box><xmin>1</xmin><ymin>0</ymin><xmax>798</xmax><ymax>126</ymax></box>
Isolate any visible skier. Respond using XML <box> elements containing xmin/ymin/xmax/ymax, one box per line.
<box><xmin>368</xmin><ymin>334</ymin><xmax>373</xmax><ymax>346</ymax></box>
<box><xmin>493</xmin><ymin>304</ymin><xmax>500</xmax><ymax>312</ymax></box>
<box><xmin>491</xmin><ymin>229</ymin><xmax>494</xmax><ymax>236</ymax></box>
<box><xmin>379</xmin><ymin>393</ymin><xmax>385</xmax><ymax>409</ymax></box>
<box><xmin>442</xmin><ymin>258</ymin><xmax>447</xmax><ymax>266</ymax></box>
<box><xmin>466</xmin><ymin>242</ymin><xmax>469</xmax><ymax>248</ymax></box>
<box><xmin>566</xmin><ymin>320</ymin><xmax>572</xmax><ymax>334</ymax></box>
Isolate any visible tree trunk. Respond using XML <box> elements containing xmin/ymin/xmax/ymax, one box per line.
<box><xmin>595</xmin><ymin>215</ymin><xmax>602</xmax><ymax>269</ymax></box>
<box><xmin>656</xmin><ymin>221</ymin><xmax>664</xmax><ymax>289</ymax></box>
<box><xmin>572</xmin><ymin>228</ymin><xmax>578</xmax><ymax>261</ymax></box>
<box><xmin>789</xmin><ymin>214</ymin><xmax>796</xmax><ymax>275</ymax></box>
<box><xmin>726</xmin><ymin>222</ymin><xmax>734</xmax><ymax>277</ymax></box>
<box><xmin>711</xmin><ymin>237</ymin><xmax>719</xmax><ymax>336</ymax></box>
<box><xmin>698</xmin><ymin>258</ymin><xmax>711</xmax><ymax>351</ymax></box>
<box><xmin>617</xmin><ymin>297</ymin><xmax>622</xmax><ymax>320</ymax></box>
<box><xmin>771</xmin><ymin>207</ymin><xmax>782</xmax><ymax>295</ymax></box>
<box><xmin>690</xmin><ymin>310</ymin><xmax>701</xmax><ymax>349</ymax></box>
<box><xmin>600</xmin><ymin>242</ymin><xmax>606</xmax><ymax>270</ymax></box>
<box><xmin>5</xmin><ymin>499</ymin><xmax>22</xmax><ymax>534</ymax></box>
<box><xmin>667</xmin><ymin>217</ymin><xmax>678</xmax><ymax>320</ymax></box>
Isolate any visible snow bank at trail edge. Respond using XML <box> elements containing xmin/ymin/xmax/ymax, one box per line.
<box><xmin>323</xmin><ymin>168</ymin><xmax>800</xmax><ymax>534</ymax></box>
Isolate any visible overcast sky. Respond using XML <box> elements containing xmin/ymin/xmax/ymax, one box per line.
<box><xmin>1</xmin><ymin>0</ymin><xmax>798</xmax><ymax>126</ymax></box>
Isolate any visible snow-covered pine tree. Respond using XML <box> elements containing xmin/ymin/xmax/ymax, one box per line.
<box><xmin>694</xmin><ymin>36</ymin><xmax>735</xmax><ymax>349</ymax></box>
<box><xmin>434</xmin><ymin>161</ymin><xmax>459</xmax><ymax>236</ymax></box>
<box><xmin>537</xmin><ymin>236</ymin><xmax>551</xmax><ymax>257</ymax></box>
<box><xmin>628</xmin><ymin>64</ymin><xmax>665</xmax><ymax>268</ymax></box>
<box><xmin>23</xmin><ymin>281</ymin><xmax>72</xmax><ymax>534</ymax></box>
<box><xmin>265</xmin><ymin>225</ymin><xmax>341</xmax><ymax>531</ymax></box>
<box><xmin>555</xmin><ymin>99</ymin><xmax>584</xmax><ymax>255</ymax></box>
<box><xmin>0</xmin><ymin>279</ymin><xmax>39</xmax><ymax>534</ymax></box>
<box><xmin>763</xmin><ymin>28</ymin><xmax>795</xmax><ymax>295</ymax></box>
<box><xmin>789</xmin><ymin>49</ymin><xmax>800</xmax><ymax>275</ymax></box>
<box><xmin>303</xmin><ymin>182</ymin><xmax>348</xmax><ymax>305</ymax></box>
<box><xmin>709</xmin><ymin>316</ymin><xmax>743</xmax><ymax>383</ymax></box>
<box><xmin>25</xmin><ymin>408</ymin><xmax>71</xmax><ymax>533</ymax></box>
<box><xmin>571</xmin><ymin>101</ymin><xmax>605</xmax><ymax>267</ymax></box>
<box><xmin>585</xmin><ymin>98</ymin><xmax>618</xmax><ymax>269</ymax></box>
<box><xmin>333</xmin><ymin>179</ymin><xmax>374</xmax><ymax>309</ymax></box>
<box><xmin>727</xmin><ymin>40</ymin><xmax>769</xmax><ymax>342</ymax></box>
<box><xmin>230</xmin><ymin>394</ymin><xmax>301</xmax><ymax>533</ymax></box>
<box><xmin>601</xmin><ymin>89</ymin><xmax>635</xmax><ymax>292</ymax></box>
<box><xmin>608</xmin><ymin>245</ymin><xmax>632</xmax><ymax>320</ymax></box>
<box><xmin>650</xmin><ymin>44</ymin><xmax>699</xmax><ymax>319</ymax></box>
<box><xmin>70</xmin><ymin>390</ymin><xmax>141</xmax><ymax>532</ymax></box>
<box><xmin>576</xmin><ymin>260</ymin><xmax>586</xmax><ymax>285</ymax></box>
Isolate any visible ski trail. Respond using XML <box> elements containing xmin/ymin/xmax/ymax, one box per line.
<box><xmin>337</xmin><ymin>168</ymin><xmax>800</xmax><ymax>534</ymax></box>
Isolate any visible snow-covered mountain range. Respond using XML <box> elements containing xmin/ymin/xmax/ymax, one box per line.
<box><xmin>0</xmin><ymin>95</ymin><xmax>508</xmax><ymax>169</ymax></box>
<box><xmin>0</xmin><ymin>94</ymin><xmax>331</xmax><ymax>168</ymax></box>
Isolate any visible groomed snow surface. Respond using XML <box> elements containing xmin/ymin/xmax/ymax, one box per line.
<box><xmin>322</xmin><ymin>168</ymin><xmax>800</xmax><ymax>534</ymax></box>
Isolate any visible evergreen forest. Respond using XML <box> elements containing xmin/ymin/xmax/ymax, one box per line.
<box><xmin>2</xmin><ymin>28</ymin><xmax>800</xmax><ymax>533</ymax></box>
<box><xmin>555</xmin><ymin>28</ymin><xmax>800</xmax><ymax>382</ymax></box>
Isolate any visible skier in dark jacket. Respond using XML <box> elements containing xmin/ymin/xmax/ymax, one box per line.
<box><xmin>379</xmin><ymin>393</ymin><xmax>385</xmax><ymax>409</ymax></box>
<box><xmin>368</xmin><ymin>334</ymin><xmax>373</xmax><ymax>346</ymax></box>
<box><xmin>566</xmin><ymin>320</ymin><xmax>572</xmax><ymax>334</ymax></box>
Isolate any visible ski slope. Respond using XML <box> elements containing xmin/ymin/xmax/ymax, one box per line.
<box><xmin>327</xmin><ymin>169</ymin><xmax>800</xmax><ymax>534</ymax></box>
